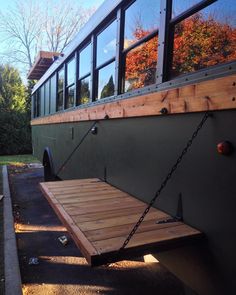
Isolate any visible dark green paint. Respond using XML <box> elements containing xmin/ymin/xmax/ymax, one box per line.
<box><xmin>32</xmin><ymin>110</ymin><xmax>236</xmax><ymax>294</ymax></box>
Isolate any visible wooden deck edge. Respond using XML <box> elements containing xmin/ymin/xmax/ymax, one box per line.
<box><xmin>31</xmin><ymin>74</ymin><xmax>236</xmax><ymax>126</ymax></box>
<box><xmin>90</xmin><ymin>231</ymin><xmax>204</xmax><ymax>267</ymax></box>
<box><xmin>40</xmin><ymin>182</ymin><xmax>98</xmax><ymax>265</ymax></box>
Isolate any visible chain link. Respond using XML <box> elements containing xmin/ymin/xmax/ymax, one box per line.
<box><xmin>120</xmin><ymin>111</ymin><xmax>211</xmax><ymax>250</ymax></box>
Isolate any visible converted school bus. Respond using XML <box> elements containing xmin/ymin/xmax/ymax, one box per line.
<box><xmin>29</xmin><ymin>0</ymin><xmax>236</xmax><ymax>294</ymax></box>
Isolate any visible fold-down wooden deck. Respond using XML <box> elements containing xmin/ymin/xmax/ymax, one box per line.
<box><xmin>40</xmin><ymin>178</ymin><xmax>202</xmax><ymax>266</ymax></box>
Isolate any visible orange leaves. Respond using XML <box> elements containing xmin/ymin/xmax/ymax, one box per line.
<box><xmin>125</xmin><ymin>35</ymin><xmax>158</xmax><ymax>91</ymax></box>
<box><xmin>172</xmin><ymin>12</ymin><xmax>236</xmax><ymax>76</ymax></box>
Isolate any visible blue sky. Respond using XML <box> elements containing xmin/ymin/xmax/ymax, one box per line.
<box><xmin>0</xmin><ymin>0</ymin><xmax>104</xmax><ymax>11</ymax></box>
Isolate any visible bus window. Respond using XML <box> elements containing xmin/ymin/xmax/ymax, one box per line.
<box><xmin>45</xmin><ymin>80</ymin><xmax>50</xmax><ymax>115</ymax></box>
<box><xmin>40</xmin><ymin>85</ymin><xmax>45</xmax><ymax>116</ymax></box>
<box><xmin>78</xmin><ymin>43</ymin><xmax>92</xmax><ymax>105</ymax></box>
<box><xmin>172</xmin><ymin>0</ymin><xmax>202</xmax><ymax>19</ymax></box>
<box><xmin>50</xmin><ymin>74</ymin><xmax>57</xmax><ymax>114</ymax></box>
<box><xmin>57</xmin><ymin>68</ymin><xmax>64</xmax><ymax>111</ymax></box>
<box><xmin>65</xmin><ymin>57</ymin><xmax>75</xmax><ymax>109</ymax></box>
<box><xmin>122</xmin><ymin>0</ymin><xmax>160</xmax><ymax>92</ymax></box>
<box><xmin>96</xmin><ymin>21</ymin><xmax>116</xmax><ymax>67</ymax></box>
<box><xmin>36</xmin><ymin>90</ymin><xmax>40</xmax><ymax>117</ymax></box>
<box><xmin>95</xmin><ymin>20</ymin><xmax>116</xmax><ymax>100</ymax></box>
<box><xmin>124</xmin><ymin>0</ymin><xmax>159</xmax><ymax>49</ymax></box>
<box><xmin>171</xmin><ymin>0</ymin><xmax>236</xmax><ymax>78</ymax></box>
<box><xmin>97</xmin><ymin>61</ymin><xmax>115</xmax><ymax>99</ymax></box>
<box><xmin>124</xmin><ymin>36</ymin><xmax>158</xmax><ymax>92</ymax></box>
<box><xmin>79</xmin><ymin>76</ymin><xmax>91</xmax><ymax>105</ymax></box>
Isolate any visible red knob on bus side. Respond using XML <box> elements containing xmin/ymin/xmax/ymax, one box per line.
<box><xmin>217</xmin><ymin>141</ymin><xmax>233</xmax><ymax>155</ymax></box>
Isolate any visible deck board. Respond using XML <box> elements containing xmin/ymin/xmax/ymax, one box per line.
<box><xmin>40</xmin><ymin>178</ymin><xmax>203</xmax><ymax>266</ymax></box>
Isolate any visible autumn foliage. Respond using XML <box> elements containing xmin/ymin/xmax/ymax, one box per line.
<box><xmin>172</xmin><ymin>13</ymin><xmax>236</xmax><ymax>76</ymax></box>
<box><xmin>125</xmin><ymin>28</ymin><xmax>158</xmax><ymax>91</ymax></box>
<box><xmin>125</xmin><ymin>12</ymin><xmax>236</xmax><ymax>90</ymax></box>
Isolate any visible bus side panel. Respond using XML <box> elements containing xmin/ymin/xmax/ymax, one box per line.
<box><xmin>31</xmin><ymin>109</ymin><xmax>236</xmax><ymax>294</ymax></box>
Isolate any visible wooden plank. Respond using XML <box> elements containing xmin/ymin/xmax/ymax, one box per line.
<box><xmin>62</xmin><ymin>200</ymin><xmax>145</xmax><ymax>215</ymax></box>
<box><xmin>54</xmin><ymin>193</ymin><xmax>130</xmax><ymax>204</ymax></box>
<box><xmin>85</xmin><ymin>220</ymin><xmax>182</xmax><ymax>242</ymax></box>
<box><xmin>63</xmin><ymin>197</ymin><xmax>139</xmax><ymax>211</ymax></box>
<box><xmin>70</xmin><ymin>206</ymin><xmax>154</xmax><ymax>220</ymax></box>
<box><xmin>75</xmin><ymin>210</ymin><xmax>168</xmax><ymax>232</ymax></box>
<box><xmin>93</xmin><ymin>224</ymin><xmax>202</xmax><ymax>254</ymax></box>
<box><xmin>31</xmin><ymin>74</ymin><xmax>236</xmax><ymax>126</ymax></box>
<box><xmin>40</xmin><ymin>182</ymin><xmax>98</xmax><ymax>264</ymax></box>
<box><xmin>50</xmin><ymin>186</ymin><xmax>123</xmax><ymax>195</ymax></box>
<box><xmin>50</xmin><ymin>184</ymin><xmax>110</xmax><ymax>193</ymax></box>
<box><xmin>46</xmin><ymin>178</ymin><xmax>102</xmax><ymax>187</ymax></box>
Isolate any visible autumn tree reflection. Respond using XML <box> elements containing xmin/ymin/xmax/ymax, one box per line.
<box><xmin>124</xmin><ymin>10</ymin><xmax>236</xmax><ymax>91</ymax></box>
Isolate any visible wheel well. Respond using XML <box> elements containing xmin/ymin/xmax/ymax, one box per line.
<box><xmin>43</xmin><ymin>147</ymin><xmax>55</xmax><ymax>175</ymax></box>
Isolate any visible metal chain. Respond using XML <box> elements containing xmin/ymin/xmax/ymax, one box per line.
<box><xmin>120</xmin><ymin>111</ymin><xmax>211</xmax><ymax>250</ymax></box>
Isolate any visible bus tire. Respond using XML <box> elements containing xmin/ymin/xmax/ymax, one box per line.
<box><xmin>43</xmin><ymin>148</ymin><xmax>56</xmax><ymax>182</ymax></box>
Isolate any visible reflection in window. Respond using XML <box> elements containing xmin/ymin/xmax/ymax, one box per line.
<box><xmin>65</xmin><ymin>58</ymin><xmax>75</xmax><ymax>109</ymax></box>
<box><xmin>45</xmin><ymin>80</ymin><xmax>50</xmax><ymax>115</ymax></box>
<box><xmin>79</xmin><ymin>76</ymin><xmax>91</xmax><ymax>105</ymax></box>
<box><xmin>97</xmin><ymin>20</ymin><xmax>116</xmax><ymax>67</ymax></box>
<box><xmin>67</xmin><ymin>58</ymin><xmax>75</xmax><ymax>86</ymax></box>
<box><xmin>36</xmin><ymin>91</ymin><xmax>40</xmax><ymax>117</ymax></box>
<box><xmin>57</xmin><ymin>68</ymin><xmax>64</xmax><ymax>111</ymax></box>
<box><xmin>50</xmin><ymin>74</ymin><xmax>57</xmax><ymax>114</ymax></box>
<box><xmin>57</xmin><ymin>92</ymin><xmax>64</xmax><ymax>111</ymax></box>
<box><xmin>124</xmin><ymin>0</ymin><xmax>160</xmax><ymax>49</ymax></box>
<box><xmin>172</xmin><ymin>0</ymin><xmax>201</xmax><ymax>18</ymax></box>
<box><xmin>58</xmin><ymin>68</ymin><xmax>64</xmax><ymax>91</ymax></box>
<box><xmin>97</xmin><ymin>62</ymin><xmax>115</xmax><ymax>100</ymax></box>
<box><xmin>171</xmin><ymin>0</ymin><xmax>236</xmax><ymax>77</ymax></box>
<box><xmin>40</xmin><ymin>86</ymin><xmax>45</xmax><ymax>116</ymax></box>
<box><xmin>79</xmin><ymin>43</ymin><xmax>91</xmax><ymax>78</ymax></box>
<box><xmin>124</xmin><ymin>36</ymin><xmax>158</xmax><ymax>92</ymax></box>
<box><xmin>66</xmin><ymin>85</ymin><xmax>75</xmax><ymax>109</ymax></box>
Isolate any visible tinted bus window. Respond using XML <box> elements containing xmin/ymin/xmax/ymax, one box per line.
<box><xmin>45</xmin><ymin>80</ymin><xmax>50</xmax><ymax>115</ymax></box>
<box><xmin>40</xmin><ymin>85</ymin><xmax>45</xmax><ymax>116</ymax></box>
<box><xmin>171</xmin><ymin>0</ymin><xmax>236</xmax><ymax>77</ymax></box>
<box><xmin>50</xmin><ymin>74</ymin><xmax>57</xmax><ymax>114</ymax></box>
<box><xmin>97</xmin><ymin>20</ymin><xmax>116</xmax><ymax>67</ymax></box>
<box><xmin>57</xmin><ymin>68</ymin><xmax>64</xmax><ymax>111</ymax></box>
<box><xmin>123</xmin><ymin>0</ymin><xmax>160</xmax><ymax>92</ymax></box>
<box><xmin>79</xmin><ymin>43</ymin><xmax>91</xmax><ymax>78</ymax></box>
<box><xmin>124</xmin><ymin>36</ymin><xmax>158</xmax><ymax>92</ymax></box>
<box><xmin>97</xmin><ymin>61</ymin><xmax>115</xmax><ymax>99</ymax></box>
<box><xmin>79</xmin><ymin>76</ymin><xmax>91</xmax><ymax>105</ymax></box>
<box><xmin>67</xmin><ymin>58</ymin><xmax>75</xmax><ymax>86</ymax></box>
<box><xmin>172</xmin><ymin>0</ymin><xmax>201</xmax><ymax>18</ymax></box>
<box><xmin>124</xmin><ymin>0</ymin><xmax>160</xmax><ymax>49</ymax></box>
<box><xmin>65</xmin><ymin>58</ymin><xmax>75</xmax><ymax>109</ymax></box>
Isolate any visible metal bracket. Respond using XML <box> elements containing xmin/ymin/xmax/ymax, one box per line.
<box><xmin>156</xmin><ymin>193</ymin><xmax>183</xmax><ymax>224</ymax></box>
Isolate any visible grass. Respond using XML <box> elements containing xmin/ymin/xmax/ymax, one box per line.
<box><xmin>0</xmin><ymin>166</ymin><xmax>4</xmax><ymax>294</ymax></box>
<box><xmin>0</xmin><ymin>154</ymin><xmax>40</xmax><ymax>166</ymax></box>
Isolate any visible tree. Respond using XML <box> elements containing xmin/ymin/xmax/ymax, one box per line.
<box><xmin>0</xmin><ymin>64</ymin><xmax>31</xmax><ymax>155</ymax></box>
<box><xmin>0</xmin><ymin>0</ymin><xmax>94</xmax><ymax>75</ymax></box>
<box><xmin>0</xmin><ymin>65</ymin><xmax>26</xmax><ymax>111</ymax></box>
<box><xmin>100</xmin><ymin>76</ymin><xmax>115</xmax><ymax>98</ymax></box>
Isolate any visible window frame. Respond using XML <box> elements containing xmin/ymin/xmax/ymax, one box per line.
<box><xmin>31</xmin><ymin>0</ymin><xmax>236</xmax><ymax>118</ymax></box>
<box><xmin>65</xmin><ymin>55</ymin><xmax>76</xmax><ymax>109</ymax></box>
<box><xmin>57</xmin><ymin>66</ymin><xmax>65</xmax><ymax>112</ymax></box>
<box><xmin>77</xmin><ymin>41</ymin><xmax>92</xmax><ymax>105</ymax></box>
<box><xmin>94</xmin><ymin>18</ymin><xmax>117</xmax><ymax>100</ymax></box>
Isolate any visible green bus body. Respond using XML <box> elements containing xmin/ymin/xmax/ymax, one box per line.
<box><xmin>31</xmin><ymin>0</ymin><xmax>236</xmax><ymax>294</ymax></box>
